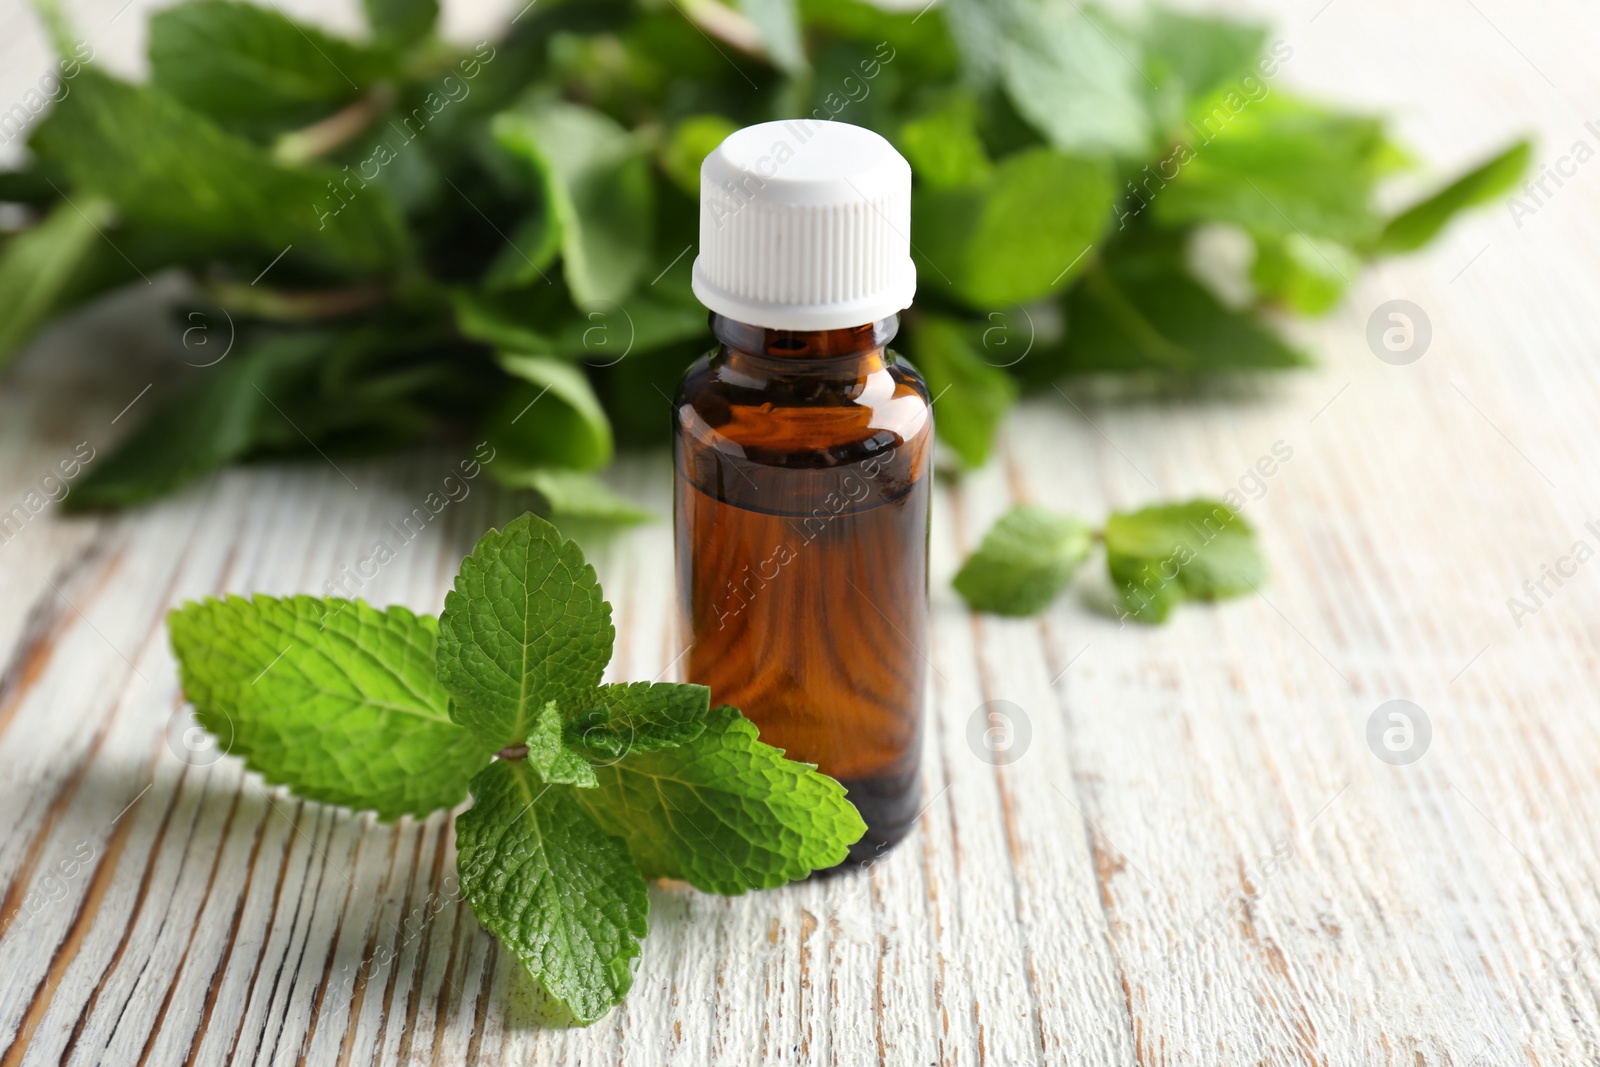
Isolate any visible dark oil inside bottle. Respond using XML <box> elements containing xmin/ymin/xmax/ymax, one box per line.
<box><xmin>673</xmin><ymin>314</ymin><xmax>933</xmax><ymax>867</ymax></box>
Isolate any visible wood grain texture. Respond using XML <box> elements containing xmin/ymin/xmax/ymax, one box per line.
<box><xmin>3</xmin><ymin>0</ymin><xmax>1600</xmax><ymax>1063</ymax></box>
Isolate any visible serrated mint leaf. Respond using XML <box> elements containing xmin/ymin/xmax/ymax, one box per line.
<box><xmin>1375</xmin><ymin>139</ymin><xmax>1530</xmax><ymax>254</ymax></box>
<box><xmin>167</xmin><ymin>595</ymin><xmax>490</xmax><ymax>819</ymax></box>
<box><xmin>149</xmin><ymin>1</ymin><xmax>388</xmax><ymax>135</ymax></box>
<box><xmin>953</xmin><ymin>505</ymin><xmax>1092</xmax><ymax>616</ymax></box>
<box><xmin>491</xmin><ymin>102</ymin><xmax>654</xmax><ymax>306</ymax></box>
<box><xmin>456</xmin><ymin>760</ymin><xmax>648</xmax><ymax>1024</ymax></box>
<box><xmin>575</xmin><ymin>706</ymin><xmax>866</xmax><ymax>895</ymax></box>
<box><xmin>910</xmin><ymin>315</ymin><xmax>1017</xmax><ymax>468</ymax></box>
<box><xmin>524</xmin><ymin>700</ymin><xmax>599</xmax><ymax>787</ymax></box>
<box><xmin>486</xmin><ymin>353</ymin><xmax>614</xmax><ymax>472</ymax></box>
<box><xmin>1103</xmin><ymin>498</ymin><xmax>1265</xmax><ymax>623</ymax></box>
<box><xmin>437</xmin><ymin>513</ymin><xmax>614</xmax><ymax>751</ymax></box>
<box><xmin>564</xmin><ymin>682</ymin><xmax>710</xmax><ymax>757</ymax></box>
<box><xmin>30</xmin><ymin>71</ymin><xmax>410</xmax><ymax>272</ymax></box>
<box><xmin>914</xmin><ymin>148</ymin><xmax>1112</xmax><ymax>309</ymax></box>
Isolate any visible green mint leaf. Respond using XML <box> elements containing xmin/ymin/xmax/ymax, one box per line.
<box><xmin>524</xmin><ymin>700</ymin><xmax>600</xmax><ymax>787</ymax></box>
<box><xmin>914</xmin><ymin>147</ymin><xmax>1113</xmax><ymax>309</ymax></box>
<box><xmin>168</xmin><ymin>595</ymin><xmax>490</xmax><ymax>819</ymax></box>
<box><xmin>953</xmin><ymin>505</ymin><xmax>1093</xmax><ymax>616</ymax></box>
<box><xmin>564</xmin><ymin>682</ymin><xmax>711</xmax><ymax>757</ymax></box>
<box><xmin>798</xmin><ymin>0</ymin><xmax>960</xmax><ymax>79</ymax></box>
<box><xmin>149</xmin><ymin>0</ymin><xmax>388</xmax><ymax>135</ymax></box>
<box><xmin>485</xmin><ymin>353</ymin><xmax>614</xmax><ymax>472</ymax></box>
<box><xmin>365</xmin><ymin>0</ymin><xmax>437</xmax><ymax>47</ymax></box>
<box><xmin>909</xmin><ymin>316</ymin><xmax>1017</xmax><ymax>468</ymax></box>
<box><xmin>660</xmin><ymin>114</ymin><xmax>739</xmax><ymax>197</ymax></box>
<box><xmin>456</xmin><ymin>760</ymin><xmax>648</xmax><ymax>1024</ymax></box>
<box><xmin>738</xmin><ymin>0</ymin><xmax>808</xmax><ymax>73</ymax></box>
<box><xmin>491</xmin><ymin>101</ymin><xmax>654</xmax><ymax>306</ymax></box>
<box><xmin>0</xmin><ymin>166</ymin><xmax>65</xmax><ymax>206</ymax></box>
<box><xmin>897</xmin><ymin>94</ymin><xmax>991</xmax><ymax>190</ymax></box>
<box><xmin>1374</xmin><ymin>139</ymin><xmax>1531</xmax><ymax>254</ymax></box>
<box><xmin>1041</xmin><ymin>254</ymin><xmax>1308</xmax><ymax>379</ymax></box>
<box><xmin>575</xmin><ymin>706</ymin><xmax>866</xmax><ymax>894</ymax></box>
<box><xmin>1154</xmin><ymin>95</ymin><xmax>1391</xmax><ymax>245</ymax></box>
<box><xmin>67</xmin><ymin>334</ymin><xmax>333</xmax><ymax>511</ymax></box>
<box><xmin>490</xmin><ymin>466</ymin><xmax>655</xmax><ymax>527</ymax></box>
<box><xmin>0</xmin><ymin>199</ymin><xmax>107</xmax><ymax>369</ymax></box>
<box><xmin>437</xmin><ymin>513</ymin><xmax>614</xmax><ymax>751</ymax></box>
<box><xmin>481</xmin><ymin>205</ymin><xmax>561</xmax><ymax>291</ymax></box>
<box><xmin>1000</xmin><ymin>2</ymin><xmax>1151</xmax><ymax>156</ymax></box>
<box><xmin>1139</xmin><ymin>8</ymin><xmax>1267</xmax><ymax>108</ymax></box>
<box><xmin>937</xmin><ymin>0</ymin><xmax>1011</xmax><ymax>83</ymax></box>
<box><xmin>451</xmin><ymin>287</ymin><xmax>564</xmax><ymax>356</ymax></box>
<box><xmin>1250</xmin><ymin>233</ymin><xmax>1358</xmax><ymax>315</ymax></box>
<box><xmin>30</xmin><ymin>71</ymin><xmax>410</xmax><ymax>272</ymax></box>
<box><xmin>454</xmin><ymin>287</ymin><xmax>706</xmax><ymax>364</ymax></box>
<box><xmin>1104</xmin><ymin>499</ymin><xmax>1265</xmax><ymax>623</ymax></box>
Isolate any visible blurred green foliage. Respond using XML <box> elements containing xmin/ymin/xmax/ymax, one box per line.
<box><xmin>0</xmin><ymin>0</ymin><xmax>1527</xmax><ymax>512</ymax></box>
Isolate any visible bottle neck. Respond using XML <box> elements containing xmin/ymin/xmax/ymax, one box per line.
<box><xmin>710</xmin><ymin>313</ymin><xmax>899</xmax><ymax>370</ymax></box>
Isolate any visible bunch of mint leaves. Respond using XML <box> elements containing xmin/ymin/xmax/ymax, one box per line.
<box><xmin>2</xmin><ymin>0</ymin><xmax>1527</xmax><ymax>512</ymax></box>
<box><xmin>168</xmin><ymin>513</ymin><xmax>865</xmax><ymax>1023</ymax></box>
<box><xmin>954</xmin><ymin>498</ymin><xmax>1266</xmax><ymax>623</ymax></box>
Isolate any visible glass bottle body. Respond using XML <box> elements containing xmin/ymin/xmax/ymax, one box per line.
<box><xmin>672</xmin><ymin>314</ymin><xmax>933</xmax><ymax>865</ymax></box>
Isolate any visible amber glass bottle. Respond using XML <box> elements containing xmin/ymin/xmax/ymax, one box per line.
<box><xmin>676</xmin><ymin>119</ymin><xmax>929</xmax><ymax>865</ymax></box>
<box><xmin>674</xmin><ymin>314</ymin><xmax>932</xmax><ymax>863</ymax></box>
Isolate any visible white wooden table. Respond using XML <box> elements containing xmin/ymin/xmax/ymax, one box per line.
<box><xmin>4</xmin><ymin>0</ymin><xmax>1600</xmax><ymax>1063</ymax></box>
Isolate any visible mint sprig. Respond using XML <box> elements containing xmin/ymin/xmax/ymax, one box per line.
<box><xmin>168</xmin><ymin>513</ymin><xmax>867</xmax><ymax>1024</ymax></box>
<box><xmin>953</xmin><ymin>498</ymin><xmax>1265</xmax><ymax>623</ymax></box>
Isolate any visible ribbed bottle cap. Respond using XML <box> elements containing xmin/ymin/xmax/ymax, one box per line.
<box><xmin>692</xmin><ymin>120</ymin><xmax>916</xmax><ymax>332</ymax></box>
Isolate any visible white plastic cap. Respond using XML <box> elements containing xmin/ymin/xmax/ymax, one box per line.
<box><xmin>692</xmin><ymin>120</ymin><xmax>916</xmax><ymax>332</ymax></box>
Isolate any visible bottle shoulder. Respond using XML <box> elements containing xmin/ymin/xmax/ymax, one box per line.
<box><xmin>674</xmin><ymin>346</ymin><xmax>933</xmax><ymax>467</ymax></box>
